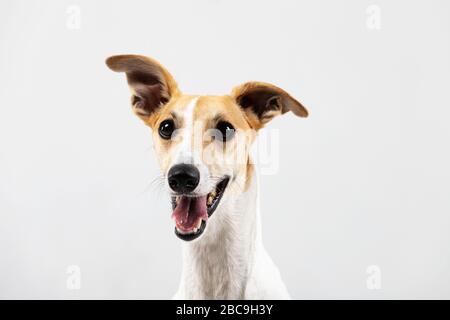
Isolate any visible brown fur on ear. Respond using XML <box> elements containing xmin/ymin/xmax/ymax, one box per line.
<box><xmin>231</xmin><ymin>82</ymin><xmax>308</xmax><ymax>127</ymax></box>
<box><xmin>105</xmin><ymin>54</ymin><xmax>180</xmax><ymax>118</ymax></box>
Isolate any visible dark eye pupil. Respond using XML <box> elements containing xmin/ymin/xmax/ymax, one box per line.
<box><xmin>159</xmin><ymin>119</ymin><xmax>175</xmax><ymax>139</ymax></box>
<box><xmin>216</xmin><ymin>121</ymin><xmax>235</xmax><ymax>141</ymax></box>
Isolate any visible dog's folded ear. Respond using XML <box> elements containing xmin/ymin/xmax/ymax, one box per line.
<box><xmin>105</xmin><ymin>55</ymin><xmax>180</xmax><ymax>118</ymax></box>
<box><xmin>231</xmin><ymin>82</ymin><xmax>308</xmax><ymax>128</ymax></box>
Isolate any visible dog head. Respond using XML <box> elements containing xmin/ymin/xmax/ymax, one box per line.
<box><xmin>106</xmin><ymin>54</ymin><xmax>308</xmax><ymax>241</ymax></box>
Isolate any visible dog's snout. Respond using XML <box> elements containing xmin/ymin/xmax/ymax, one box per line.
<box><xmin>168</xmin><ymin>164</ymin><xmax>200</xmax><ymax>193</ymax></box>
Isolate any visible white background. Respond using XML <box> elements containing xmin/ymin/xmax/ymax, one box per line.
<box><xmin>1</xmin><ymin>0</ymin><xmax>449</xmax><ymax>299</ymax></box>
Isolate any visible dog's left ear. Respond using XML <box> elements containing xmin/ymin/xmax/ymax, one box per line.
<box><xmin>231</xmin><ymin>82</ymin><xmax>308</xmax><ymax>128</ymax></box>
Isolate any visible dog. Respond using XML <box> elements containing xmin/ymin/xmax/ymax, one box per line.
<box><xmin>106</xmin><ymin>55</ymin><xmax>308</xmax><ymax>299</ymax></box>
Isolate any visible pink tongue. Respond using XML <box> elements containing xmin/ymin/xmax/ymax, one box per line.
<box><xmin>171</xmin><ymin>196</ymin><xmax>208</xmax><ymax>230</ymax></box>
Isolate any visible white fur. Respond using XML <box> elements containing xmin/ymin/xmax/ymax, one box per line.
<box><xmin>171</xmin><ymin>96</ymin><xmax>198</xmax><ymax>164</ymax></box>
<box><xmin>169</xmin><ymin>97</ymin><xmax>210</xmax><ymax>195</ymax></box>
<box><xmin>173</xmin><ymin>168</ymin><xmax>290</xmax><ymax>299</ymax></box>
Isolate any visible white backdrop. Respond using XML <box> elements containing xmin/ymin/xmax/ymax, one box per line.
<box><xmin>1</xmin><ymin>0</ymin><xmax>450</xmax><ymax>299</ymax></box>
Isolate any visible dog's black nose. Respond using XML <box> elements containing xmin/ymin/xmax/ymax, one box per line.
<box><xmin>168</xmin><ymin>164</ymin><xmax>200</xmax><ymax>193</ymax></box>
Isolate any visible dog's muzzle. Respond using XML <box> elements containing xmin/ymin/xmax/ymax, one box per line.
<box><xmin>169</xmin><ymin>172</ymin><xmax>230</xmax><ymax>241</ymax></box>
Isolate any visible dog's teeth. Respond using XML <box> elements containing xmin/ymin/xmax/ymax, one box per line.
<box><xmin>207</xmin><ymin>191</ymin><xmax>217</xmax><ymax>205</ymax></box>
<box><xmin>178</xmin><ymin>228</ymin><xmax>193</xmax><ymax>235</ymax></box>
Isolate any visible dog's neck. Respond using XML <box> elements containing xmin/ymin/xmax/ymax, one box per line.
<box><xmin>176</xmin><ymin>165</ymin><xmax>261</xmax><ymax>299</ymax></box>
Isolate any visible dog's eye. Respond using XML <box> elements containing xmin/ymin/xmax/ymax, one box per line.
<box><xmin>159</xmin><ymin>119</ymin><xmax>175</xmax><ymax>140</ymax></box>
<box><xmin>216</xmin><ymin>121</ymin><xmax>235</xmax><ymax>142</ymax></box>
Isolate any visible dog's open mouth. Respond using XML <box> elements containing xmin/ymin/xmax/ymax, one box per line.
<box><xmin>171</xmin><ymin>176</ymin><xmax>230</xmax><ymax>241</ymax></box>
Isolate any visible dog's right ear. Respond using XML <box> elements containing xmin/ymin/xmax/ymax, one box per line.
<box><xmin>105</xmin><ymin>55</ymin><xmax>180</xmax><ymax>119</ymax></box>
<box><xmin>231</xmin><ymin>81</ymin><xmax>308</xmax><ymax>130</ymax></box>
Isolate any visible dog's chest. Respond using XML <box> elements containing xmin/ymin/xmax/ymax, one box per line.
<box><xmin>182</xmin><ymin>239</ymin><xmax>249</xmax><ymax>299</ymax></box>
